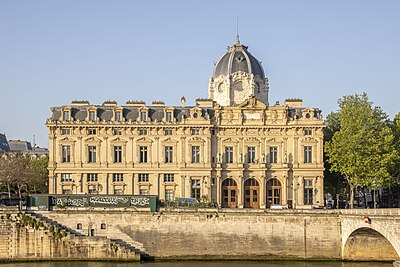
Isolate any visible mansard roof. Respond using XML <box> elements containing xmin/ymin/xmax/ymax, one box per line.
<box><xmin>49</xmin><ymin>104</ymin><xmax>215</xmax><ymax>123</ymax></box>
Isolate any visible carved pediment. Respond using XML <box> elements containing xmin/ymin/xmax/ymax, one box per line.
<box><xmin>110</xmin><ymin>137</ymin><xmax>127</xmax><ymax>144</ymax></box>
<box><xmin>302</xmin><ymin>137</ymin><xmax>318</xmax><ymax>143</ymax></box>
<box><xmin>221</xmin><ymin>137</ymin><xmax>239</xmax><ymax>143</ymax></box>
<box><xmin>238</xmin><ymin>95</ymin><xmax>267</xmax><ymax>109</ymax></box>
<box><xmin>244</xmin><ymin>137</ymin><xmax>260</xmax><ymax>143</ymax></box>
<box><xmin>59</xmin><ymin>137</ymin><xmax>76</xmax><ymax>144</ymax></box>
<box><xmin>188</xmin><ymin>137</ymin><xmax>205</xmax><ymax>143</ymax></box>
<box><xmin>84</xmin><ymin>137</ymin><xmax>102</xmax><ymax>144</ymax></box>
<box><xmin>136</xmin><ymin>137</ymin><xmax>153</xmax><ymax>143</ymax></box>
<box><xmin>161</xmin><ymin>137</ymin><xmax>178</xmax><ymax>144</ymax></box>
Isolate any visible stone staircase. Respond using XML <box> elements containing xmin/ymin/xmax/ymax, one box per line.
<box><xmin>106</xmin><ymin>225</ymin><xmax>153</xmax><ymax>260</ymax></box>
<box><xmin>26</xmin><ymin>211</ymin><xmax>153</xmax><ymax>261</ymax></box>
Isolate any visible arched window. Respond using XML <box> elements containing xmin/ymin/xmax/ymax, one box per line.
<box><xmin>76</xmin><ymin>223</ymin><xmax>82</xmax><ymax>230</ymax></box>
<box><xmin>100</xmin><ymin>223</ymin><xmax>106</xmax><ymax>230</ymax></box>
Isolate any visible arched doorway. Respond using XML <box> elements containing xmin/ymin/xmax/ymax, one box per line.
<box><xmin>266</xmin><ymin>178</ymin><xmax>281</xmax><ymax>208</ymax></box>
<box><xmin>222</xmin><ymin>178</ymin><xmax>237</xmax><ymax>208</ymax></box>
<box><xmin>244</xmin><ymin>178</ymin><xmax>260</xmax><ymax>208</ymax></box>
<box><xmin>343</xmin><ymin>227</ymin><xmax>399</xmax><ymax>261</ymax></box>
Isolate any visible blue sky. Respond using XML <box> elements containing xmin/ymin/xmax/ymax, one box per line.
<box><xmin>0</xmin><ymin>1</ymin><xmax>399</xmax><ymax>147</ymax></box>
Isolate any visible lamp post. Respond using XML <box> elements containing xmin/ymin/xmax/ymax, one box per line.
<box><xmin>373</xmin><ymin>180</ymin><xmax>376</xmax><ymax>209</ymax></box>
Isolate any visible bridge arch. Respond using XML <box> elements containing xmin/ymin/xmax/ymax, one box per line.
<box><xmin>341</xmin><ymin>218</ymin><xmax>400</xmax><ymax>261</ymax></box>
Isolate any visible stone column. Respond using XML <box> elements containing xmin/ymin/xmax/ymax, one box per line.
<box><xmin>260</xmin><ymin>175</ymin><xmax>266</xmax><ymax>208</ymax></box>
<box><xmin>238</xmin><ymin>175</ymin><xmax>244</xmax><ymax>208</ymax></box>
<box><xmin>298</xmin><ymin>176</ymin><xmax>304</xmax><ymax>206</ymax></box>
<box><xmin>216</xmin><ymin>174</ymin><xmax>221</xmax><ymax>206</ymax></box>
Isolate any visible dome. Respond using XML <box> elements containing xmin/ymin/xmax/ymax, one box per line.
<box><xmin>212</xmin><ymin>39</ymin><xmax>265</xmax><ymax>78</ymax></box>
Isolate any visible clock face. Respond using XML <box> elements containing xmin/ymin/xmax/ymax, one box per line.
<box><xmin>218</xmin><ymin>83</ymin><xmax>224</xmax><ymax>93</ymax></box>
<box><xmin>235</xmin><ymin>81</ymin><xmax>243</xmax><ymax>91</ymax></box>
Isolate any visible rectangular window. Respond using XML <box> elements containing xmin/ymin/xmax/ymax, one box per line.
<box><xmin>247</xmin><ymin>146</ymin><xmax>256</xmax><ymax>163</ymax></box>
<box><xmin>87</xmin><ymin>173</ymin><xmax>98</xmax><ymax>182</ymax></box>
<box><xmin>88</xmin><ymin>188</ymin><xmax>97</xmax><ymax>194</ymax></box>
<box><xmin>304</xmin><ymin>146</ymin><xmax>312</xmax><ymax>163</ymax></box>
<box><xmin>164</xmin><ymin>129</ymin><xmax>173</xmax><ymax>136</ymax></box>
<box><xmin>225</xmin><ymin>146</ymin><xmax>233</xmax><ymax>163</ymax></box>
<box><xmin>139</xmin><ymin>129</ymin><xmax>147</xmax><ymax>135</ymax></box>
<box><xmin>60</xmin><ymin>173</ymin><xmax>72</xmax><ymax>182</ymax></box>
<box><xmin>191</xmin><ymin>129</ymin><xmax>200</xmax><ymax>135</ymax></box>
<box><xmin>88</xmin><ymin>146</ymin><xmax>96</xmax><ymax>163</ymax></box>
<box><xmin>115</xmin><ymin>111</ymin><xmax>121</xmax><ymax>121</ymax></box>
<box><xmin>89</xmin><ymin>111</ymin><xmax>95</xmax><ymax>121</ymax></box>
<box><xmin>140</xmin><ymin>111</ymin><xmax>147</xmax><ymax>122</ymax></box>
<box><xmin>191</xmin><ymin>179</ymin><xmax>201</xmax><ymax>199</ymax></box>
<box><xmin>87</xmin><ymin>128</ymin><xmax>96</xmax><ymax>135</ymax></box>
<box><xmin>113</xmin><ymin>146</ymin><xmax>122</xmax><ymax>163</ymax></box>
<box><xmin>114</xmin><ymin>189</ymin><xmax>123</xmax><ymax>195</ymax></box>
<box><xmin>139</xmin><ymin>189</ymin><xmax>148</xmax><ymax>195</ymax></box>
<box><xmin>166</xmin><ymin>111</ymin><xmax>172</xmax><ymax>122</ymax></box>
<box><xmin>113</xmin><ymin>129</ymin><xmax>122</xmax><ymax>135</ymax></box>
<box><xmin>165</xmin><ymin>189</ymin><xmax>174</xmax><ymax>201</ymax></box>
<box><xmin>304</xmin><ymin>129</ymin><xmax>312</xmax><ymax>135</ymax></box>
<box><xmin>61</xmin><ymin>128</ymin><xmax>71</xmax><ymax>135</ymax></box>
<box><xmin>139</xmin><ymin>146</ymin><xmax>148</xmax><ymax>163</ymax></box>
<box><xmin>269</xmin><ymin>146</ymin><xmax>278</xmax><ymax>164</ymax></box>
<box><xmin>63</xmin><ymin>111</ymin><xmax>70</xmax><ymax>121</ymax></box>
<box><xmin>164</xmin><ymin>174</ymin><xmax>174</xmax><ymax>183</ymax></box>
<box><xmin>112</xmin><ymin>173</ymin><xmax>124</xmax><ymax>182</ymax></box>
<box><xmin>191</xmin><ymin>146</ymin><xmax>200</xmax><ymax>163</ymax></box>
<box><xmin>62</xmin><ymin>189</ymin><xmax>72</xmax><ymax>194</ymax></box>
<box><xmin>61</xmin><ymin>145</ymin><xmax>71</xmax><ymax>163</ymax></box>
<box><xmin>138</xmin><ymin>173</ymin><xmax>149</xmax><ymax>182</ymax></box>
<box><xmin>165</xmin><ymin>146</ymin><xmax>173</xmax><ymax>163</ymax></box>
<box><xmin>304</xmin><ymin>179</ymin><xmax>313</xmax><ymax>205</ymax></box>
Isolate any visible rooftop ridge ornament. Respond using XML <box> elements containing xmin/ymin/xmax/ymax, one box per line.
<box><xmin>236</xmin><ymin>16</ymin><xmax>240</xmax><ymax>45</ymax></box>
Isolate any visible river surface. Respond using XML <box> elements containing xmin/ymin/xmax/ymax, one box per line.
<box><xmin>0</xmin><ymin>262</ymin><xmax>393</xmax><ymax>267</ymax></box>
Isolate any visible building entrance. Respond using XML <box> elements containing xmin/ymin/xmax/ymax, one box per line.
<box><xmin>244</xmin><ymin>178</ymin><xmax>260</xmax><ymax>208</ymax></box>
<box><xmin>266</xmin><ymin>178</ymin><xmax>282</xmax><ymax>208</ymax></box>
<box><xmin>222</xmin><ymin>178</ymin><xmax>238</xmax><ymax>208</ymax></box>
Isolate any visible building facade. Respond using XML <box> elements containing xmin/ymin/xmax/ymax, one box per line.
<box><xmin>47</xmin><ymin>39</ymin><xmax>324</xmax><ymax>209</ymax></box>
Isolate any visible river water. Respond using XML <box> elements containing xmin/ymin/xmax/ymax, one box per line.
<box><xmin>0</xmin><ymin>262</ymin><xmax>393</xmax><ymax>267</ymax></box>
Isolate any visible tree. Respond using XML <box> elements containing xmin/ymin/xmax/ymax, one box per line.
<box><xmin>324</xmin><ymin>111</ymin><xmax>347</xmax><ymax>207</ymax></box>
<box><xmin>27</xmin><ymin>156</ymin><xmax>49</xmax><ymax>194</ymax></box>
<box><xmin>325</xmin><ymin>93</ymin><xmax>397</xmax><ymax>208</ymax></box>
<box><xmin>0</xmin><ymin>153</ymin><xmax>49</xmax><ymax>203</ymax></box>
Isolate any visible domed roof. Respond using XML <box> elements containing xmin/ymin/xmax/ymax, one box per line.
<box><xmin>212</xmin><ymin>38</ymin><xmax>265</xmax><ymax>78</ymax></box>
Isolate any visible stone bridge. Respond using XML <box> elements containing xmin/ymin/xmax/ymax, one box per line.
<box><xmin>339</xmin><ymin>209</ymin><xmax>400</xmax><ymax>261</ymax></box>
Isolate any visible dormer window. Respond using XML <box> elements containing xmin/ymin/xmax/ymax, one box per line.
<box><xmin>139</xmin><ymin>129</ymin><xmax>147</xmax><ymax>135</ymax></box>
<box><xmin>166</xmin><ymin>112</ymin><xmax>172</xmax><ymax>122</ymax></box>
<box><xmin>113</xmin><ymin>129</ymin><xmax>122</xmax><ymax>135</ymax></box>
<box><xmin>63</xmin><ymin>111</ymin><xmax>70</xmax><ymax>121</ymax></box>
<box><xmin>89</xmin><ymin>111</ymin><xmax>96</xmax><ymax>121</ymax></box>
<box><xmin>115</xmin><ymin>111</ymin><xmax>121</xmax><ymax>121</ymax></box>
<box><xmin>87</xmin><ymin>129</ymin><xmax>97</xmax><ymax>135</ymax></box>
<box><xmin>304</xmin><ymin>129</ymin><xmax>312</xmax><ymax>135</ymax></box>
<box><xmin>140</xmin><ymin>111</ymin><xmax>147</xmax><ymax>122</ymax></box>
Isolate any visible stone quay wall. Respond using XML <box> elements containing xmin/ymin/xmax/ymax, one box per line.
<box><xmin>0</xmin><ymin>208</ymin><xmax>140</xmax><ymax>261</ymax></box>
<box><xmin>44</xmin><ymin>209</ymin><xmax>342</xmax><ymax>260</ymax></box>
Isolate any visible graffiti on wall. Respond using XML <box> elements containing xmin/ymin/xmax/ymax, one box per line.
<box><xmin>48</xmin><ymin>195</ymin><xmax>151</xmax><ymax>208</ymax></box>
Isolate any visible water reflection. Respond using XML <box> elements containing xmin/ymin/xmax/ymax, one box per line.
<box><xmin>0</xmin><ymin>261</ymin><xmax>393</xmax><ymax>267</ymax></box>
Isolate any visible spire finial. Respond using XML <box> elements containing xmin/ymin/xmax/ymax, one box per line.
<box><xmin>236</xmin><ymin>16</ymin><xmax>240</xmax><ymax>45</ymax></box>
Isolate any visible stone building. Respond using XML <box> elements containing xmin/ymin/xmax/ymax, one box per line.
<box><xmin>46</xmin><ymin>39</ymin><xmax>324</xmax><ymax>209</ymax></box>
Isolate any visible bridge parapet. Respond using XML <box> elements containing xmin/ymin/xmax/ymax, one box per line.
<box><xmin>338</xmin><ymin>208</ymin><xmax>400</xmax><ymax>216</ymax></box>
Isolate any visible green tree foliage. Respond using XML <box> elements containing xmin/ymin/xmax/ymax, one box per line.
<box><xmin>0</xmin><ymin>154</ymin><xmax>48</xmax><ymax>201</ymax></box>
<box><xmin>324</xmin><ymin>111</ymin><xmax>347</xmax><ymax>203</ymax></box>
<box><xmin>325</xmin><ymin>93</ymin><xmax>397</xmax><ymax>208</ymax></box>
